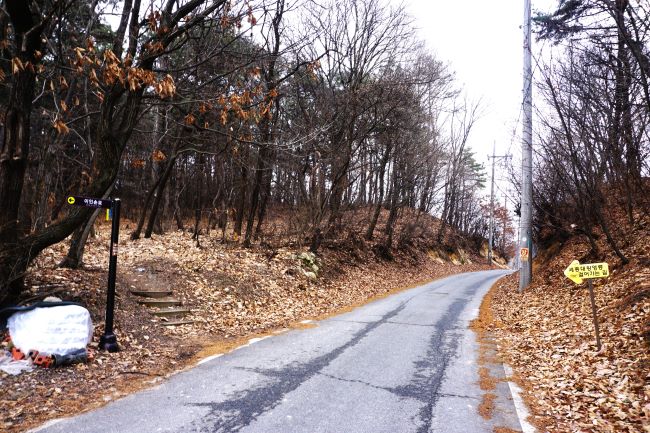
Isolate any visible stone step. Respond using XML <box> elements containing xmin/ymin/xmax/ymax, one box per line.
<box><xmin>131</xmin><ymin>290</ymin><xmax>173</xmax><ymax>298</ymax></box>
<box><xmin>151</xmin><ymin>307</ymin><xmax>191</xmax><ymax>318</ymax></box>
<box><xmin>137</xmin><ymin>298</ymin><xmax>182</xmax><ymax>308</ymax></box>
<box><xmin>161</xmin><ymin>319</ymin><xmax>194</xmax><ymax>327</ymax></box>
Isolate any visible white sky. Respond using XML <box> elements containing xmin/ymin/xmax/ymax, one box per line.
<box><xmin>404</xmin><ymin>0</ymin><xmax>557</xmax><ymax>203</ymax></box>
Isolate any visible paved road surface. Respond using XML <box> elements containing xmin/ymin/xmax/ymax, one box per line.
<box><xmin>35</xmin><ymin>270</ymin><xmax>527</xmax><ymax>433</ymax></box>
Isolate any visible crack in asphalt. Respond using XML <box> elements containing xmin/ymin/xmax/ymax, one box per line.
<box><xmin>385</xmin><ymin>320</ymin><xmax>439</xmax><ymax>328</ymax></box>
<box><xmin>318</xmin><ymin>372</ymin><xmax>392</xmax><ymax>393</ymax></box>
<box><xmin>187</xmin><ymin>296</ymin><xmax>413</xmax><ymax>433</ymax></box>
<box><xmin>387</xmin><ymin>282</ymin><xmax>483</xmax><ymax>433</ymax></box>
<box><xmin>317</xmin><ymin>375</ymin><xmax>481</xmax><ymax>402</ymax></box>
<box><xmin>187</xmin><ymin>278</ymin><xmax>484</xmax><ymax>433</ymax></box>
<box><xmin>437</xmin><ymin>392</ymin><xmax>481</xmax><ymax>401</ymax></box>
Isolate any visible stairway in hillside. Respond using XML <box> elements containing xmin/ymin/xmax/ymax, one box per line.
<box><xmin>130</xmin><ymin>289</ymin><xmax>194</xmax><ymax>326</ymax></box>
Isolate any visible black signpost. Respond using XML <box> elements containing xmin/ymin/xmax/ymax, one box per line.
<box><xmin>68</xmin><ymin>196</ymin><xmax>121</xmax><ymax>352</ymax></box>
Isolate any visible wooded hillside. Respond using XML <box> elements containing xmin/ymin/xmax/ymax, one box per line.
<box><xmin>0</xmin><ymin>0</ymin><xmax>505</xmax><ymax>305</ymax></box>
<box><xmin>531</xmin><ymin>0</ymin><xmax>649</xmax><ymax>264</ymax></box>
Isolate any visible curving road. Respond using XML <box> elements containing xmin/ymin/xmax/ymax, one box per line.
<box><xmin>34</xmin><ymin>270</ymin><xmax>528</xmax><ymax>433</ymax></box>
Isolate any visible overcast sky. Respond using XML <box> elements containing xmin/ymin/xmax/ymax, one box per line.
<box><xmin>403</xmin><ymin>0</ymin><xmax>557</xmax><ymax>203</ymax></box>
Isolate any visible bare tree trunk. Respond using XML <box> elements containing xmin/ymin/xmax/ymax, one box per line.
<box><xmin>32</xmin><ymin>145</ymin><xmax>56</xmax><ymax>232</ymax></box>
<box><xmin>595</xmin><ymin>206</ymin><xmax>629</xmax><ymax>264</ymax></box>
<box><xmin>234</xmin><ymin>147</ymin><xmax>249</xmax><ymax>237</ymax></box>
<box><xmin>366</xmin><ymin>143</ymin><xmax>391</xmax><ymax>240</ymax></box>
<box><xmin>143</xmin><ymin>155</ymin><xmax>178</xmax><ymax>239</ymax></box>
<box><xmin>384</xmin><ymin>164</ymin><xmax>400</xmax><ymax>249</ymax></box>
<box><xmin>437</xmin><ymin>184</ymin><xmax>450</xmax><ymax>243</ymax></box>
<box><xmin>131</xmin><ymin>174</ymin><xmax>164</xmax><ymax>240</ymax></box>
<box><xmin>59</xmin><ymin>209</ymin><xmax>101</xmax><ymax>269</ymax></box>
<box><xmin>254</xmin><ymin>167</ymin><xmax>272</xmax><ymax>241</ymax></box>
<box><xmin>0</xmin><ymin>2</ymin><xmax>45</xmax><ymax>301</ymax></box>
<box><xmin>191</xmin><ymin>154</ymin><xmax>204</xmax><ymax>246</ymax></box>
<box><xmin>244</xmin><ymin>144</ymin><xmax>269</xmax><ymax>247</ymax></box>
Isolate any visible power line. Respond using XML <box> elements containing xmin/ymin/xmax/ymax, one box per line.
<box><xmin>488</xmin><ymin>145</ymin><xmax>511</xmax><ymax>265</ymax></box>
<box><xmin>505</xmin><ymin>37</ymin><xmax>548</xmax><ymax>160</ymax></box>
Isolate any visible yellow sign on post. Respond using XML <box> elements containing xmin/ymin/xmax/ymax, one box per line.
<box><xmin>564</xmin><ymin>260</ymin><xmax>609</xmax><ymax>284</ymax></box>
<box><xmin>564</xmin><ymin>259</ymin><xmax>609</xmax><ymax>351</ymax></box>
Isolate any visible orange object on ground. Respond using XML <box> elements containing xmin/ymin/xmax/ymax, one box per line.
<box><xmin>33</xmin><ymin>353</ymin><xmax>54</xmax><ymax>368</ymax></box>
<box><xmin>11</xmin><ymin>346</ymin><xmax>25</xmax><ymax>360</ymax></box>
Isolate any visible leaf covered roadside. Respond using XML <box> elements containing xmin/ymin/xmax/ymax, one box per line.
<box><xmin>488</xmin><ymin>225</ymin><xmax>649</xmax><ymax>432</ymax></box>
<box><xmin>0</xmin><ymin>223</ymin><xmax>489</xmax><ymax>433</ymax></box>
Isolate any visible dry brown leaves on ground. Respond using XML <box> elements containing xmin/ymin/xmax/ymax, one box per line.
<box><xmin>1</xmin><ymin>224</ymin><xmax>490</xmax><ymax>432</ymax></box>
<box><xmin>488</xmin><ymin>225</ymin><xmax>649</xmax><ymax>433</ymax></box>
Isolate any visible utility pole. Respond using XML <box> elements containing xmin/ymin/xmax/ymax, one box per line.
<box><xmin>489</xmin><ymin>143</ymin><xmax>495</xmax><ymax>265</ymax></box>
<box><xmin>520</xmin><ymin>0</ymin><xmax>533</xmax><ymax>291</ymax></box>
<box><xmin>502</xmin><ymin>194</ymin><xmax>508</xmax><ymax>256</ymax></box>
<box><xmin>487</xmin><ymin>145</ymin><xmax>510</xmax><ymax>265</ymax></box>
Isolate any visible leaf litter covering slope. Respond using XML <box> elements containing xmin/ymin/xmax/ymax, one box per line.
<box><xmin>489</xmin><ymin>228</ymin><xmax>649</xmax><ymax>432</ymax></box>
<box><xmin>1</xmin><ymin>225</ymin><xmax>489</xmax><ymax>432</ymax></box>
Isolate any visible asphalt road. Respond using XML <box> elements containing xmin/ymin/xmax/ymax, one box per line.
<box><xmin>34</xmin><ymin>270</ymin><xmax>526</xmax><ymax>433</ymax></box>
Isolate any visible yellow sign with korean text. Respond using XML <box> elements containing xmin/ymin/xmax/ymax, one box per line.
<box><xmin>564</xmin><ymin>260</ymin><xmax>609</xmax><ymax>284</ymax></box>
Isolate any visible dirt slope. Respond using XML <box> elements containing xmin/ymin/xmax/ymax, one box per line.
<box><xmin>488</xmin><ymin>218</ymin><xmax>649</xmax><ymax>432</ymax></box>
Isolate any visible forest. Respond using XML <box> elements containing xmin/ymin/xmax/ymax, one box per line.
<box><xmin>1</xmin><ymin>0</ymin><xmax>648</xmax><ymax>307</ymax></box>
<box><xmin>0</xmin><ymin>0</ymin><xmax>502</xmax><ymax>305</ymax></box>
<box><xmin>0</xmin><ymin>1</ymin><xmax>648</xmax><ymax>431</ymax></box>
<box><xmin>532</xmin><ymin>0</ymin><xmax>649</xmax><ymax>261</ymax></box>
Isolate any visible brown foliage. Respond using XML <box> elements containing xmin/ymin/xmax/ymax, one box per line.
<box><xmin>488</xmin><ymin>214</ymin><xmax>650</xmax><ymax>432</ymax></box>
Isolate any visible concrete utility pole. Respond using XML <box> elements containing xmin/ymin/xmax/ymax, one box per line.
<box><xmin>520</xmin><ymin>0</ymin><xmax>533</xmax><ymax>291</ymax></box>
<box><xmin>487</xmin><ymin>144</ymin><xmax>510</xmax><ymax>266</ymax></box>
<box><xmin>502</xmin><ymin>195</ymin><xmax>508</xmax><ymax>255</ymax></box>
<box><xmin>489</xmin><ymin>144</ymin><xmax>495</xmax><ymax>265</ymax></box>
